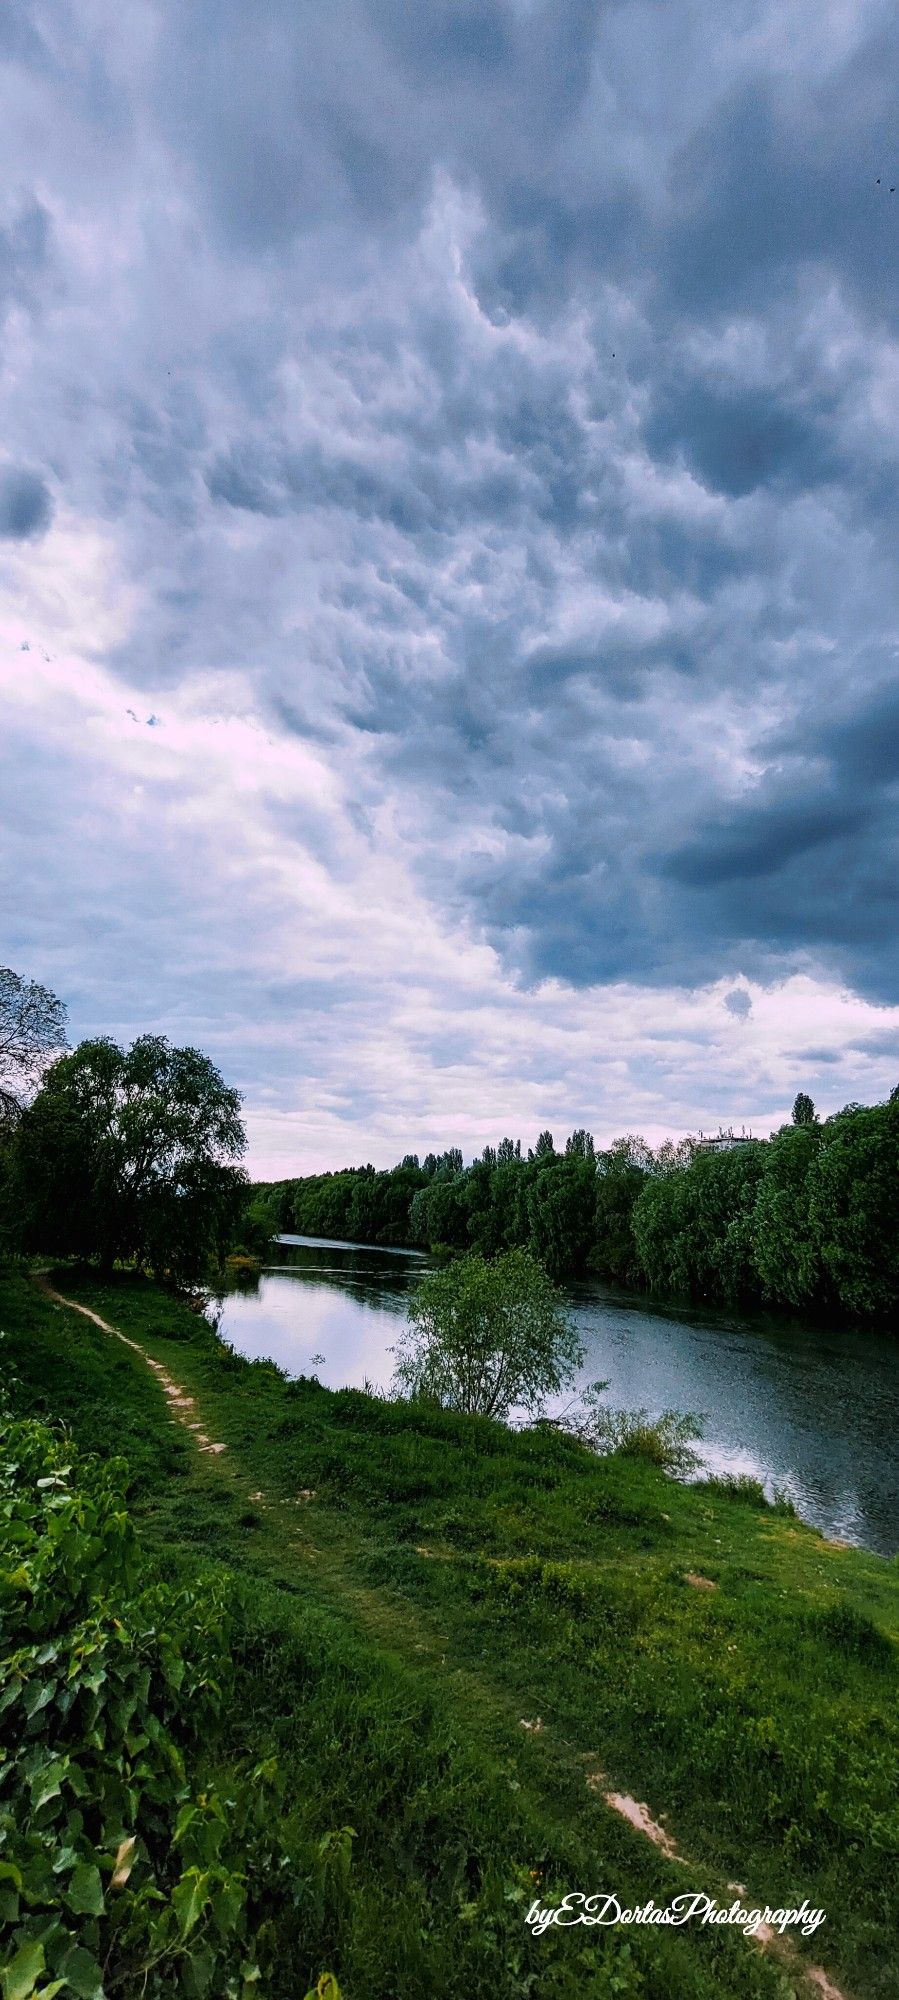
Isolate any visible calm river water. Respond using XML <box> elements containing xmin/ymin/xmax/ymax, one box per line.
<box><xmin>211</xmin><ymin>1235</ymin><xmax>899</xmax><ymax>1556</ymax></box>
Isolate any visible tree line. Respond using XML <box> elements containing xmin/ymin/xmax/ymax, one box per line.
<box><xmin>4</xmin><ymin>961</ymin><xmax>898</xmax><ymax>1322</ymax></box>
<box><xmin>251</xmin><ymin>1095</ymin><xmax>899</xmax><ymax>1324</ymax></box>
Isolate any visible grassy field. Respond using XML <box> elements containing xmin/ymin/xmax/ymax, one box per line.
<box><xmin>3</xmin><ymin>1264</ymin><xmax>898</xmax><ymax>2000</ymax></box>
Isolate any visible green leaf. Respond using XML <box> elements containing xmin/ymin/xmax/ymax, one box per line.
<box><xmin>1</xmin><ymin>1939</ymin><xmax>45</xmax><ymax>2000</ymax></box>
<box><xmin>173</xmin><ymin>1805</ymin><xmax>197</xmax><ymax>1846</ymax></box>
<box><xmin>182</xmin><ymin>1943</ymin><xmax>215</xmax><ymax>1997</ymax></box>
<box><xmin>23</xmin><ymin>1681</ymin><xmax>56</xmax><ymax>1721</ymax></box>
<box><xmin>172</xmin><ymin>1869</ymin><xmax>211</xmax><ymax>1940</ymax></box>
<box><xmin>65</xmin><ymin>1865</ymin><xmax>104</xmax><ymax>1919</ymax></box>
<box><xmin>0</xmin><ymin>1565</ymin><xmax>31</xmax><ymax>1596</ymax></box>
<box><xmin>29</xmin><ymin>1760</ymin><xmax>67</xmax><ymax>1811</ymax></box>
<box><xmin>210</xmin><ymin>1875</ymin><xmax>243</xmax><ymax>1938</ymax></box>
<box><xmin>56</xmin><ymin>1946</ymin><xmax>104</xmax><ymax>2000</ymax></box>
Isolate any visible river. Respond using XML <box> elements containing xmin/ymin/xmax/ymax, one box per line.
<box><xmin>211</xmin><ymin>1234</ymin><xmax>899</xmax><ymax>1556</ymax></box>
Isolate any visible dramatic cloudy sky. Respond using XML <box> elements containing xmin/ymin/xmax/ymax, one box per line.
<box><xmin>3</xmin><ymin>0</ymin><xmax>899</xmax><ymax>1172</ymax></box>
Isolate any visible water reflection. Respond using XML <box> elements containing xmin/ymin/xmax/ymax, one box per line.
<box><xmin>210</xmin><ymin>1235</ymin><xmax>899</xmax><ymax>1555</ymax></box>
<box><xmin>211</xmin><ymin>1236</ymin><xmax>422</xmax><ymax>1394</ymax></box>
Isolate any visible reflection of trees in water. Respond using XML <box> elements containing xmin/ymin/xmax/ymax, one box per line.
<box><xmin>263</xmin><ymin>1251</ymin><xmax>415</xmax><ymax>1315</ymax></box>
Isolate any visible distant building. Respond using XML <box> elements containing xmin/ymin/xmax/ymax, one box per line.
<box><xmin>693</xmin><ymin>1127</ymin><xmax>761</xmax><ymax>1154</ymax></box>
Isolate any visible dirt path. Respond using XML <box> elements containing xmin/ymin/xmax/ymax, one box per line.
<box><xmin>38</xmin><ymin>1275</ymin><xmax>228</xmax><ymax>1454</ymax></box>
<box><xmin>38</xmin><ymin>1275</ymin><xmax>851</xmax><ymax>2000</ymax></box>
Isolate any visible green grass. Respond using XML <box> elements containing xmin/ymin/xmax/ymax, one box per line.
<box><xmin>3</xmin><ymin>1264</ymin><xmax>898</xmax><ymax>1999</ymax></box>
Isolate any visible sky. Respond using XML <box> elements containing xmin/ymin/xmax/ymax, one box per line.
<box><xmin>3</xmin><ymin>0</ymin><xmax>899</xmax><ymax>1175</ymax></box>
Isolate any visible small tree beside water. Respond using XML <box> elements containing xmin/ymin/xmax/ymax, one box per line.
<box><xmin>393</xmin><ymin>1248</ymin><xmax>582</xmax><ymax>1420</ymax></box>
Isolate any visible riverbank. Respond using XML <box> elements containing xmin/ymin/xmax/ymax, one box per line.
<box><xmin>216</xmin><ymin>1235</ymin><xmax>899</xmax><ymax>1552</ymax></box>
<box><xmin>3</xmin><ymin>1265</ymin><xmax>898</xmax><ymax>1999</ymax></box>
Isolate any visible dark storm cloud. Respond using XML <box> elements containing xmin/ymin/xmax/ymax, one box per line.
<box><xmin>0</xmin><ymin>196</ymin><xmax>51</xmax><ymax>317</ymax></box>
<box><xmin>814</xmin><ymin>689</ymin><xmax>899</xmax><ymax>788</ymax></box>
<box><xmin>154</xmin><ymin>0</ymin><xmax>603</xmax><ymax>248</ymax></box>
<box><xmin>663</xmin><ymin>28</ymin><xmax>899</xmax><ymax>327</ymax></box>
<box><xmin>646</xmin><ymin>762</ymin><xmax>899</xmax><ymax>999</ymax></box>
<box><xmin>0</xmin><ymin>467</ymin><xmax>52</xmax><ymax>538</ymax></box>
<box><xmin>5</xmin><ymin>0</ymin><xmax>899</xmax><ymax>1096</ymax></box>
<box><xmin>644</xmin><ymin>382</ymin><xmax>839</xmax><ymax>499</ymax></box>
<box><xmin>661</xmin><ymin>797</ymin><xmax>868</xmax><ymax>887</ymax></box>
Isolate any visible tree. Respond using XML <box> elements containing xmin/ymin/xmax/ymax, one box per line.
<box><xmin>17</xmin><ymin>1035</ymin><xmax>247</xmax><ymax>1282</ymax></box>
<box><xmin>592</xmin><ymin>1143</ymin><xmax>649</xmax><ymax>1280</ymax></box>
<box><xmin>408</xmin><ymin>1169</ymin><xmax>469</xmax><ymax>1251</ymax></box>
<box><xmin>792</xmin><ymin>1092</ymin><xmax>817</xmax><ymax>1127</ymax></box>
<box><xmin>525</xmin><ymin>1154</ymin><xmax>597</xmax><ymax>1276</ymax></box>
<box><xmin>393</xmin><ymin>1249</ymin><xmax>583</xmax><ymax>1419</ymax></box>
<box><xmin>565</xmin><ymin>1128</ymin><xmax>595</xmax><ymax>1161</ymax></box>
<box><xmin>0</xmin><ymin>966</ymin><xmax>67</xmax><ymax>1127</ymax></box>
<box><xmin>752</xmin><ymin>1121</ymin><xmax>824</xmax><ymax>1308</ymax></box>
<box><xmin>631</xmin><ymin>1145</ymin><xmax>766</xmax><ymax>1303</ymax></box>
<box><xmin>807</xmin><ymin>1099</ymin><xmax>899</xmax><ymax>1318</ymax></box>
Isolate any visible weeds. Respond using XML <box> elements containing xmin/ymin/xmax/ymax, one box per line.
<box><xmin>549</xmin><ymin>1383</ymin><xmax>704</xmax><ymax>1474</ymax></box>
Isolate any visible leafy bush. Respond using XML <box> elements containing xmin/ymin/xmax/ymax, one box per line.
<box><xmin>0</xmin><ymin>1396</ymin><xmax>332</xmax><ymax>1999</ymax></box>
<box><xmin>394</xmin><ymin>1250</ymin><xmax>583</xmax><ymax>1419</ymax></box>
<box><xmin>591</xmin><ymin>1408</ymin><xmax>702</xmax><ymax>1473</ymax></box>
<box><xmin>553</xmin><ymin>1387</ymin><xmax>703</xmax><ymax>1475</ymax></box>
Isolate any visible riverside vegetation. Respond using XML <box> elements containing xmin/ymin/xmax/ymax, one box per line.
<box><xmin>249</xmin><ymin>1089</ymin><xmax>899</xmax><ymax>1325</ymax></box>
<box><xmin>2</xmin><ymin>1267</ymin><xmax>898</xmax><ymax>2000</ymax></box>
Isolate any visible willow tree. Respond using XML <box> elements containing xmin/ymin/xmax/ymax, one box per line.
<box><xmin>18</xmin><ymin>1034</ymin><xmax>247</xmax><ymax>1282</ymax></box>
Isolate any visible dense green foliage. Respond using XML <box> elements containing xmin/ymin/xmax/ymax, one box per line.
<box><xmin>3</xmin><ymin>1271</ymin><xmax>898</xmax><ymax>1999</ymax></box>
<box><xmin>256</xmin><ymin>1091</ymin><xmax>899</xmax><ymax>1321</ymax></box>
<box><xmin>394</xmin><ymin>1249</ymin><xmax>582</xmax><ymax>1415</ymax></box>
<box><xmin>0</xmin><ymin>1379</ymin><xmax>339</xmax><ymax>1998</ymax></box>
<box><xmin>8</xmin><ymin>1037</ymin><xmax>247</xmax><ymax>1283</ymax></box>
